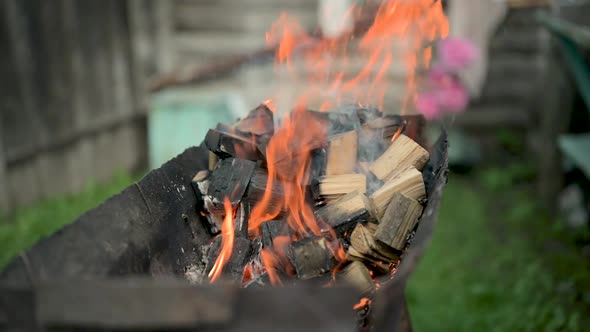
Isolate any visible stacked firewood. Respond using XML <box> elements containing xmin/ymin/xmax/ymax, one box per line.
<box><xmin>190</xmin><ymin>103</ymin><xmax>429</xmax><ymax>296</ymax></box>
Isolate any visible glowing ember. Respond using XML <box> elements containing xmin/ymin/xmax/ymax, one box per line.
<box><xmin>208</xmin><ymin>197</ymin><xmax>235</xmax><ymax>283</ymax></box>
<box><xmin>353</xmin><ymin>297</ymin><xmax>372</xmax><ymax>310</ymax></box>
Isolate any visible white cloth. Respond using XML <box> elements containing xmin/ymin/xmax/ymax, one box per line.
<box><xmin>448</xmin><ymin>0</ymin><xmax>508</xmax><ymax>97</ymax></box>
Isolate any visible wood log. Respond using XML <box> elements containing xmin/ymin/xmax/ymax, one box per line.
<box><xmin>208</xmin><ymin>151</ymin><xmax>218</xmax><ymax>171</ymax></box>
<box><xmin>374</xmin><ymin>193</ymin><xmax>423</xmax><ymax>251</ymax></box>
<box><xmin>235</xmin><ymin>104</ymin><xmax>274</xmax><ymax>136</ymax></box>
<box><xmin>205</xmin><ymin>128</ymin><xmax>265</xmax><ymax>161</ymax></box>
<box><xmin>288</xmin><ymin>237</ymin><xmax>336</xmax><ymax>280</ymax></box>
<box><xmin>191</xmin><ymin>171</ymin><xmax>208</xmax><ymax>211</ymax></box>
<box><xmin>347</xmin><ymin>247</ymin><xmax>391</xmax><ymax>274</ymax></box>
<box><xmin>243</xmin><ymin>167</ymin><xmax>285</xmax><ymax>215</ymax></box>
<box><xmin>315</xmin><ymin>190</ymin><xmax>378</xmax><ymax>237</ymax></box>
<box><xmin>349</xmin><ymin>223</ymin><xmax>400</xmax><ymax>263</ymax></box>
<box><xmin>338</xmin><ymin>261</ymin><xmax>375</xmax><ymax>296</ymax></box>
<box><xmin>205</xmin><ymin>158</ymin><xmax>256</xmax><ymax>215</ymax></box>
<box><xmin>234</xmin><ymin>203</ymin><xmax>250</xmax><ymax>239</ymax></box>
<box><xmin>369</xmin><ymin>134</ymin><xmax>429</xmax><ymax>182</ymax></box>
<box><xmin>260</xmin><ymin>219</ymin><xmax>289</xmax><ymax>249</ymax></box>
<box><xmin>319</xmin><ymin>173</ymin><xmax>366</xmax><ymax>197</ymax></box>
<box><xmin>189</xmin><ymin>175</ymin><xmax>220</xmax><ymax>235</ymax></box>
<box><xmin>370</xmin><ymin>167</ymin><xmax>425</xmax><ymax>219</ymax></box>
<box><xmin>205</xmin><ymin>237</ymin><xmax>253</xmax><ymax>283</ymax></box>
<box><xmin>326</xmin><ymin>130</ymin><xmax>358</xmax><ymax>176</ymax></box>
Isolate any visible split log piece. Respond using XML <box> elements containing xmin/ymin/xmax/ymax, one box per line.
<box><xmin>369</xmin><ymin>134</ymin><xmax>429</xmax><ymax>182</ymax></box>
<box><xmin>319</xmin><ymin>173</ymin><xmax>366</xmax><ymax>197</ymax></box>
<box><xmin>315</xmin><ymin>190</ymin><xmax>378</xmax><ymax>237</ymax></box>
<box><xmin>205</xmin><ymin>129</ymin><xmax>265</xmax><ymax>161</ymax></box>
<box><xmin>374</xmin><ymin>193</ymin><xmax>423</xmax><ymax>251</ymax></box>
<box><xmin>288</xmin><ymin>237</ymin><xmax>337</xmax><ymax>280</ymax></box>
<box><xmin>205</xmin><ymin>158</ymin><xmax>256</xmax><ymax>215</ymax></box>
<box><xmin>326</xmin><ymin>130</ymin><xmax>358</xmax><ymax>176</ymax></box>
<box><xmin>370</xmin><ymin>167</ymin><xmax>425</xmax><ymax>219</ymax></box>
<box><xmin>260</xmin><ymin>219</ymin><xmax>290</xmax><ymax>249</ymax></box>
<box><xmin>338</xmin><ymin>261</ymin><xmax>375</xmax><ymax>295</ymax></box>
<box><xmin>349</xmin><ymin>223</ymin><xmax>400</xmax><ymax>263</ymax></box>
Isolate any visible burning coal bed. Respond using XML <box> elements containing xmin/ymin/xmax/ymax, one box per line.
<box><xmin>190</xmin><ymin>102</ymin><xmax>429</xmax><ymax>318</ymax></box>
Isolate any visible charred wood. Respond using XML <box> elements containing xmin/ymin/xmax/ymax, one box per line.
<box><xmin>205</xmin><ymin>158</ymin><xmax>256</xmax><ymax>215</ymax></box>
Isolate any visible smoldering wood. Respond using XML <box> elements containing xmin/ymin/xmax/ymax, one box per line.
<box><xmin>338</xmin><ymin>261</ymin><xmax>375</xmax><ymax>296</ymax></box>
<box><xmin>205</xmin><ymin>158</ymin><xmax>256</xmax><ymax>215</ymax></box>
<box><xmin>374</xmin><ymin>193</ymin><xmax>423</xmax><ymax>251</ymax></box>
<box><xmin>235</xmin><ymin>104</ymin><xmax>274</xmax><ymax>136</ymax></box>
<box><xmin>289</xmin><ymin>237</ymin><xmax>336</xmax><ymax>280</ymax></box>
<box><xmin>205</xmin><ymin>128</ymin><xmax>265</xmax><ymax>161</ymax></box>
<box><xmin>205</xmin><ymin>237</ymin><xmax>253</xmax><ymax>283</ymax></box>
<box><xmin>315</xmin><ymin>190</ymin><xmax>377</xmax><ymax>237</ymax></box>
<box><xmin>326</xmin><ymin>130</ymin><xmax>358</xmax><ymax>176</ymax></box>
<box><xmin>209</xmin><ymin>151</ymin><xmax>218</xmax><ymax>171</ymax></box>
<box><xmin>234</xmin><ymin>203</ymin><xmax>250</xmax><ymax>239</ymax></box>
<box><xmin>191</xmin><ymin>170</ymin><xmax>208</xmax><ymax>209</ymax></box>
<box><xmin>243</xmin><ymin>167</ymin><xmax>285</xmax><ymax>215</ymax></box>
<box><xmin>369</xmin><ymin>134</ymin><xmax>430</xmax><ymax>182</ymax></box>
<box><xmin>261</xmin><ymin>219</ymin><xmax>289</xmax><ymax>249</ymax></box>
<box><xmin>225</xmin><ymin>238</ymin><xmax>253</xmax><ymax>283</ymax></box>
<box><xmin>370</xmin><ymin>166</ymin><xmax>426</xmax><ymax>219</ymax></box>
<box><xmin>304</xmin><ymin>110</ymin><xmax>359</xmax><ymax>136</ymax></box>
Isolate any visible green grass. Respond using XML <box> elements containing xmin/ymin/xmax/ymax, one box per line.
<box><xmin>408</xmin><ymin>176</ymin><xmax>589</xmax><ymax>332</ymax></box>
<box><xmin>0</xmin><ymin>172</ymin><xmax>141</xmax><ymax>268</ymax></box>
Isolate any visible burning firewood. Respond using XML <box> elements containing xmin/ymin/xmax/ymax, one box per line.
<box><xmin>204</xmin><ymin>158</ymin><xmax>256</xmax><ymax>215</ymax></box>
<box><xmin>205</xmin><ymin>236</ymin><xmax>253</xmax><ymax>283</ymax></box>
<box><xmin>369</xmin><ymin>134</ymin><xmax>430</xmax><ymax>182</ymax></box>
<box><xmin>326</xmin><ymin>130</ymin><xmax>358</xmax><ymax>176</ymax></box>
<box><xmin>374</xmin><ymin>193</ymin><xmax>423</xmax><ymax>251</ymax></box>
<box><xmin>242</xmin><ymin>167</ymin><xmax>285</xmax><ymax>217</ymax></box>
<box><xmin>260</xmin><ymin>219</ymin><xmax>290</xmax><ymax>249</ymax></box>
<box><xmin>197</xmin><ymin>102</ymin><xmax>430</xmax><ymax>302</ymax></box>
<box><xmin>370</xmin><ymin>166</ymin><xmax>426</xmax><ymax>219</ymax></box>
<box><xmin>205</xmin><ymin>128</ymin><xmax>265</xmax><ymax>161</ymax></box>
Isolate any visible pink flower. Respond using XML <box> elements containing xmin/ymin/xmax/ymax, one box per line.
<box><xmin>416</xmin><ymin>72</ymin><xmax>469</xmax><ymax>119</ymax></box>
<box><xmin>435</xmin><ymin>81</ymin><xmax>469</xmax><ymax>112</ymax></box>
<box><xmin>438</xmin><ymin>37</ymin><xmax>479</xmax><ymax>71</ymax></box>
<box><xmin>415</xmin><ymin>93</ymin><xmax>441</xmax><ymax>120</ymax></box>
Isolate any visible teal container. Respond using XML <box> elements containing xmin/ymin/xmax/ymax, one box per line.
<box><xmin>148</xmin><ymin>89</ymin><xmax>245</xmax><ymax>169</ymax></box>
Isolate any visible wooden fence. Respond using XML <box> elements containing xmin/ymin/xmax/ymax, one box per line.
<box><xmin>0</xmin><ymin>0</ymin><xmax>171</xmax><ymax>213</ymax></box>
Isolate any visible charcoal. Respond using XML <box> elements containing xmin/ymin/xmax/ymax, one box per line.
<box><xmin>260</xmin><ymin>220</ymin><xmax>289</xmax><ymax>248</ymax></box>
<box><xmin>205</xmin><ymin>158</ymin><xmax>256</xmax><ymax>215</ymax></box>
<box><xmin>205</xmin><ymin>128</ymin><xmax>265</xmax><ymax>161</ymax></box>
<box><xmin>288</xmin><ymin>237</ymin><xmax>337</xmax><ymax>280</ymax></box>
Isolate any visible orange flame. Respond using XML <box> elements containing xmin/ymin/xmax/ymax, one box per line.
<box><xmin>248</xmin><ymin>0</ymin><xmax>448</xmax><ymax>283</ymax></box>
<box><xmin>353</xmin><ymin>297</ymin><xmax>372</xmax><ymax>310</ymax></box>
<box><xmin>208</xmin><ymin>197</ymin><xmax>235</xmax><ymax>283</ymax></box>
<box><xmin>265</xmin><ymin>0</ymin><xmax>448</xmax><ymax>112</ymax></box>
<box><xmin>249</xmin><ymin>106</ymin><xmax>327</xmax><ymax>238</ymax></box>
